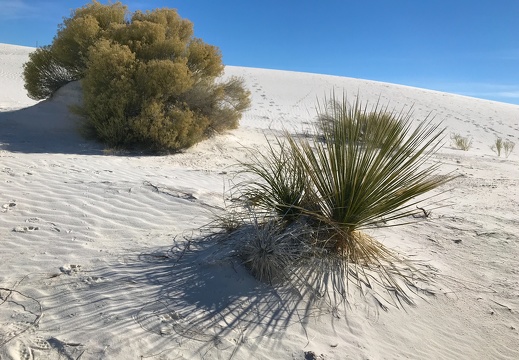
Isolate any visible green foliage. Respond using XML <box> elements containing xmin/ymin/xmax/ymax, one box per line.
<box><xmin>491</xmin><ymin>137</ymin><xmax>503</xmax><ymax>156</ymax></box>
<box><xmin>130</xmin><ymin>102</ymin><xmax>207</xmax><ymax>150</ymax></box>
<box><xmin>23</xmin><ymin>1</ymin><xmax>125</xmax><ymax>99</ymax></box>
<box><xmin>181</xmin><ymin>77</ymin><xmax>251</xmax><ymax>134</ymax></box>
<box><xmin>23</xmin><ymin>0</ymin><xmax>250</xmax><ymax>152</ymax></box>
<box><xmin>451</xmin><ymin>133</ymin><xmax>472</xmax><ymax>151</ymax></box>
<box><xmin>298</xmin><ymin>98</ymin><xmax>449</xmax><ymax>231</ymax></box>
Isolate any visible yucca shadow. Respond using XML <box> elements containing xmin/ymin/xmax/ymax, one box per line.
<box><xmin>1</xmin><ymin>228</ymin><xmax>435</xmax><ymax>358</ymax></box>
<box><xmin>129</xmin><ymin>236</ymin><xmax>317</xmax><ymax>344</ymax></box>
<box><xmin>6</xmin><ymin>236</ymin><xmax>320</xmax><ymax>358</ymax></box>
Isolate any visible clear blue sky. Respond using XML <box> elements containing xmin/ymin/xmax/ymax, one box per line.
<box><xmin>2</xmin><ymin>0</ymin><xmax>519</xmax><ymax>105</ymax></box>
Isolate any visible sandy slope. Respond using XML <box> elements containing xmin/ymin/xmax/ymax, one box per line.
<box><xmin>0</xmin><ymin>43</ymin><xmax>518</xmax><ymax>359</ymax></box>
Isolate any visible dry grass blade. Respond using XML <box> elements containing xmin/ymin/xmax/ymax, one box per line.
<box><xmin>239</xmin><ymin>217</ymin><xmax>309</xmax><ymax>284</ymax></box>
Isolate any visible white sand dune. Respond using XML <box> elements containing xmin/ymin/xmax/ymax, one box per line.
<box><xmin>0</xmin><ymin>43</ymin><xmax>518</xmax><ymax>359</ymax></box>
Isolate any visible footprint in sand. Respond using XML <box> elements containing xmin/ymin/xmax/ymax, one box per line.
<box><xmin>14</xmin><ymin>336</ymin><xmax>83</xmax><ymax>360</ymax></box>
<box><xmin>59</xmin><ymin>264</ymin><xmax>81</xmax><ymax>275</ymax></box>
<box><xmin>28</xmin><ymin>336</ymin><xmax>51</xmax><ymax>351</ymax></box>
<box><xmin>0</xmin><ymin>323</ymin><xmax>42</xmax><ymax>360</ymax></box>
<box><xmin>0</xmin><ymin>322</ymin><xmax>32</xmax><ymax>343</ymax></box>
<box><xmin>82</xmin><ymin>275</ymin><xmax>106</xmax><ymax>285</ymax></box>
<box><xmin>12</xmin><ymin>226</ymin><xmax>39</xmax><ymax>232</ymax></box>
<box><xmin>18</xmin><ymin>341</ymin><xmax>33</xmax><ymax>360</ymax></box>
<box><xmin>1</xmin><ymin>201</ymin><xmax>16</xmax><ymax>212</ymax></box>
<box><xmin>2</xmin><ymin>167</ymin><xmax>15</xmax><ymax>176</ymax></box>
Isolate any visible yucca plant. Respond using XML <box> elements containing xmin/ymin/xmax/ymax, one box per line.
<box><xmin>239</xmin><ymin>217</ymin><xmax>311</xmax><ymax>284</ymax></box>
<box><xmin>233</xmin><ymin>95</ymin><xmax>455</xmax><ymax>308</ymax></box>
<box><xmin>300</xmin><ymin>97</ymin><xmax>451</xmax><ymax>253</ymax></box>
<box><xmin>243</xmin><ymin>96</ymin><xmax>453</xmax><ymax>261</ymax></box>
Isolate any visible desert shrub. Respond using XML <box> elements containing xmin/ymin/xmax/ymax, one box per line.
<box><xmin>233</xmin><ymin>96</ymin><xmax>454</xmax><ymax>305</ymax></box>
<box><xmin>23</xmin><ymin>1</ymin><xmax>128</xmax><ymax>99</ymax></box>
<box><xmin>451</xmin><ymin>133</ymin><xmax>472</xmax><ymax>151</ymax></box>
<box><xmin>23</xmin><ymin>1</ymin><xmax>250</xmax><ymax>152</ymax></box>
<box><xmin>131</xmin><ymin>102</ymin><xmax>208</xmax><ymax>150</ymax></box>
<box><xmin>51</xmin><ymin>0</ymin><xmax>127</xmax><ymax>74</ymax></box>
<box><xmin>491</xmin><ymin>137</ymin><xmax>515</xmax><ymax>157</ymax></box>
<box><xmin>80</xmin><ymin>39</ymin><xmax>137</xmax><ymax>147</ymax></box>
<box><xmin>178</xmin><ymin>77</ymin><xmax>251</xmax><ymax>135</ymax></box>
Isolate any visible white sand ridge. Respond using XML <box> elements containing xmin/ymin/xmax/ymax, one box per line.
<box><xmin>0</xmin><ymin>43</ymin><xmax>518</xmax><ymax>359</ymax></box>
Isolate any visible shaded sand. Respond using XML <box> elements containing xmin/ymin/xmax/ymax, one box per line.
<box><xmin>0</xmin><ymin>43</ymin><xmax>518</xmax><ymax>359</ymax></box>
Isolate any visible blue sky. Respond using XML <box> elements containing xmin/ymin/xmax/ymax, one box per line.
<box><xmin>2</xmin><ymin>0</ymin><xmax>519</xmax><ymax>105</ymax></box>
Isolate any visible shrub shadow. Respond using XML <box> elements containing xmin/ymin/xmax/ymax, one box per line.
<box><xmin>0</xmin><ymin>82</ymin><xmax>104</xmax><ymax>155</ymax></box>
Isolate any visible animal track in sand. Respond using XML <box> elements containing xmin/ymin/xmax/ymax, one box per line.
<box><xmin>20</xmin><ymin>218</ymin><xmax>65</xmax><ymax>233</ymax></box>
<box><xmin>0</xmin><ymin>322</ymin><xmax>33</xmax><ymax>344</ymax></box>
<box><xmin>0</xmin><ymin>322</ymin><xmax>46</xmax><ymax>359</ymax></box>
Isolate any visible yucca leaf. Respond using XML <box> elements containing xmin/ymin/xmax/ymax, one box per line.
<box><xmin>285</xmin><ymin>96</ymin><xmax>454</xmax><ymax>233</ymax></box>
